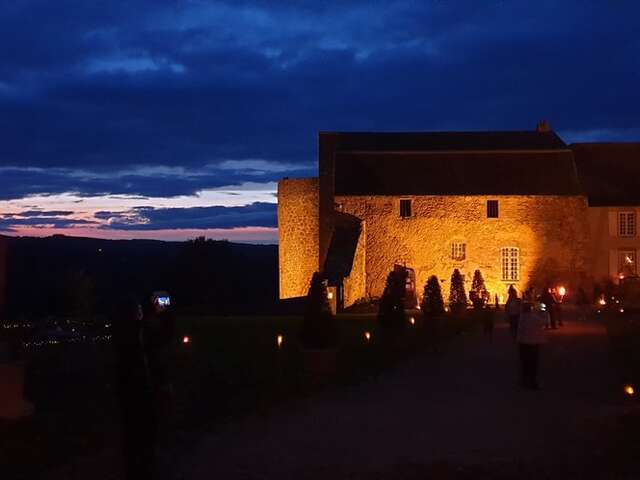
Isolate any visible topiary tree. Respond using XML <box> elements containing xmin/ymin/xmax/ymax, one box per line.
<box><xmin>421</xmin><ymin>275</ymin><xmax>444</xmax><ymax>317</ymax></box>
<box><xmin>378</xmin><ymin>268</ymin><xmax>407</xmax><ymax>332</ymax></box>
<box><xmin>469</xmin><ymin>269</ymin><xmax>488</xmax><ymax>308</ymax></box>
<box><xmin>299</xmin><ymin>272</ymin><xmax>338</xmax><ymax>349</ymax></box>
<box><xmin>449</xmin><ymin>269</ymin><xmax>468</xmax><ymax>313</ymax></box>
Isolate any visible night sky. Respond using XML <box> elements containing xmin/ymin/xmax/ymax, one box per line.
<box><xmin>1</xmin><ymin>1</ymin><xmax>638</xmax><ymax>243</ymax></box>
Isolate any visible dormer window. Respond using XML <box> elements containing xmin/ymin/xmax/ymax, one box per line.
<box><xmin>400</xmin><ymin>199</ymin><xmax>412</xmax><ymax>218</ymax></box>
<box><xmin>487</xmin><ymin>200</ymin><xmax>499</xmax><ymax>218</ymax></box>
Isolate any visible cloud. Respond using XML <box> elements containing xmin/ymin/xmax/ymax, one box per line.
<box><xmin>97</xmin><ymin>202</ymin><xmax>277</xmax><ymax>230</ymax></box>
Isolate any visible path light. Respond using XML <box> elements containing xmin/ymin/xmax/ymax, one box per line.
<box><xmin>598</xmin><ymin>297</ymin><xmax>606</xmax><ymax>306</ymax></box>
<box><xmin>624</xmin><ymin>384</ymin><xmax>635</xmax><ymax>396</ymax></box>
<box><xmin>409</xmin><ymin>316</ymin><xmax>416</xmax><ymax>325</ymax></box>
<box><xmin>182</xmin><ymin>336</ymin><xmax>190</xmax><ymax>344</ymax></box>
<box><xmin>364</xmin><ymin>331</ymin><xmax>371</xmax><ymax>342</ymax></box>
<box><xmin>619</xmin><ymin>308</ymin><xmax>625</xmax><ymax>313</ymax></box>
<box><xmin>276</xmin><ymin>334</ymin><xmax>284</xmax><ymax>349</ymax></box>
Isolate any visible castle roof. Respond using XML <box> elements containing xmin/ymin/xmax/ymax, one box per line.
<box><xmin>572</xmin><ymin>143</ymin><xmax>640</xmax><ymax>206</ymax></box>
<box><xmin>323</xmin><ymin>131</ymin><xmax>581</xmax><ymax>196</ymax></box>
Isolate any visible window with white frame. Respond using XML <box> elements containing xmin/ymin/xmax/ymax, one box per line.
<box><xmin>451</xmin><ymin>242</ymin><xmax>466</xmax><ymax>261</ymax></box>
<box><xmin>618</xmin><ymin>212</ymin><xmax>637</xmax><ymax>237</ymax></box>
<box><xmin>501</xmin><ymin>247</ymin><xmax>519</xmax><ymax>281</ymax></box>
<box><xmin>618</xmin><ymin>250</ymin><xmax>637</xmax><ymax>276</ymax></box>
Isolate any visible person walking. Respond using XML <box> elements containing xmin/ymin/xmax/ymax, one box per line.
<box><xmin>516</xmin><ymin>302</ymin><xmax>546</xmax><ymax>390</ymax></box>
<box><xmin>505</xmin><ymin>285</ymin><xmax>521</xmax><ymax>340</ymax></box>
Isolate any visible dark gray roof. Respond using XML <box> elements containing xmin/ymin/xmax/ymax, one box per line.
<box><xmin>321</xmin><ymin>130</ymin><xmax>567</xmax><ymax>152</ymax></box>
<box><xmin>323</xmin><ymin>130</ymin><xmax>581</xmax><ymax>196</ymax></box>
<box><xmin>333</xmin><ymin>150</ymin><xmax>581</xmax><ymax>196</ymax></box>
<box><xmin>323</xmin><ymin>213</ymin><xmax>361</xmax><ymax>284</ymax></box>
<box><xmin>572</xmin><ymin>143</ymin><xmax>640</xmax><ymax>206</ymax></box>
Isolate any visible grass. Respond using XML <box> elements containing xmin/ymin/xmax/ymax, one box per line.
<box><xmin>0</xmin><ymin>309</ymin><xmax>485</xmax><ymax>478</ymax></box>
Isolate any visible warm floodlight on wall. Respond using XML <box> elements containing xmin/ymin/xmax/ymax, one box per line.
<box><xmin>624</xmin><ymin>384</ymin><xmax>635</xmax><ymax>396</ymax></box>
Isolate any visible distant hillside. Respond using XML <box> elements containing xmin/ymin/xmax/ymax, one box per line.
<box><xmin>2</xmin><ymin>235</ymin><xmax>279</xmax><ymax>318</ymax></box>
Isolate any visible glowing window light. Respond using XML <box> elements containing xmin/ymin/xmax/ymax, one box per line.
<box><xmin>364</xmin><ymin>331</ymin><xmax>371</xmax><ymax>342</ymax></box>
<box><xmin>624</xmin><ymin>385</ymin><xmax>635</xmax><ymax>396</ymax></box>
<box><xmin>327</xmin><ymin>291</ymin><xmax>334</xmax><ymax>300</ymax></box>
<box><xmin>276</xmin><ymin>334</ymin><xmax>283</xmax><ymax>348</ymax></box>
<box><xmin>182</xmin><ymin>336</ymin><xmax>190</xmax><ymax>344</ymax></box>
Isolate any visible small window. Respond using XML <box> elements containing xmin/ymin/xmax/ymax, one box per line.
<box><xmin>400</xmin><ymin>199</ymin><xmax>412</xmax><ymax>218</ymax></box>
<box><xmin>451</xmin><ymin>242</ymin><xmax>466</xmax><ymax>261</ymax></box>
<box><xmin>501</xmin><ymin>247</ymin><xmax>519</xmax><ymax>281</ymax></box>
<box><xmin>618</xmin><ymin>250</ymin><xmax>637</xmax><ymax>276</ymax></box>
<box><xmin>487</xmin><ymin>200</ymin><xmax>499</xmax><ymax>218</ymax></box>
<box><xmin>618</xmin><ymin>212</ymin><xmax>636</xmax><ymax>237</ymax></box>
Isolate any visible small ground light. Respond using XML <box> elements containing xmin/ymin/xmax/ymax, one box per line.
<box><xmin>558</xmin><ymin>286</ymin><xmax>566</xmax><ymax>297</ymax></box>
<box><xmin>624</xmin><ymin>385</ymin><xmax>635</xmax><ymax>396</ymax></box>
<box><xmin>409</xmin><ymin>317</ymin><xmax>415</xmax><ymax>325</ymax></box>
<box><xmin>619</xmin><ymin>308</ymin><xmax>625</xmax><ymax>313</ymax></box>
<box><xmin>276</xmin><ymin>334</ymin><xmax>283</xmax><ymax>348</ymax></box>
<box><xmin>364</xmin><ymin>331</ymin><xmax>371</xmax><ymax>342</ymax></box>
<box><xmin>599</xmin><ymin>298</ymin><xmax>606</xmax><ymax>306</ymax></box>
<box><xmin>182</xmin><ymin>336</ymin><xmax>190</xmax><ymax>344</ymax></box>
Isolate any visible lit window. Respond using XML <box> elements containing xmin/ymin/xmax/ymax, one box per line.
<box><xmin>400</xmin><ymin>199</ymin><xmax>412</xmax><ymax>218</ymax></box>
<box><xmin>501</xmin><ymin>247</ymin><xmax>519</xmax><ymax>281</ymax></box>
<box><xmin>618</xmin><ymin>250</ymin><xmax>637</xmax><ymax>276</ymax></box>
<box><xmin>618</xmin><ymin>212</ymin><xmax>636</xmax><ymax>237</ymax></box>
<box><xmin>487</xmin><ymin>200</ymin><xmax>499</xmax><ymax>218</ymax></box>
<box><xmin>451</xmin><ymin>242</ymin><xmax>466</xmax><ymax>261</ymax></box>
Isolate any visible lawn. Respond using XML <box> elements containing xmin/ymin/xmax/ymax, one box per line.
<box><xmin>0</xmin><ymin>309</ymin><xmax>482</xmax><ymax>478</ymax></box>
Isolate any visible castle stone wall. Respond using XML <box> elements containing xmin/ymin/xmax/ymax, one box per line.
<box><xmin>342</xmin><ymin>221</ymin><xmax>367</xmax><ymax>306</ymax></box>
<box><xmin>278</xmin><ymin>178</ymin><xmax>319</xmax><ymax>299</ymax></box>
<box><xmin>335</xmin><ymin>195</ymin><xmax>590</xmax><ymax>302</ymax></box>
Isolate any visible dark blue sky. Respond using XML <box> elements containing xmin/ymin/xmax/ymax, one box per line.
<box><xmin>1</xmin><ymin>0</ymin><xmax>638</xmax><ymax>241</ymax></box>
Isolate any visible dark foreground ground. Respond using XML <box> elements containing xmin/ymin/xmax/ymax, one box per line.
<box><xmin>180</xmin><ymin>314</ymin><xmax>638</xmax><ymax>479</ymax></box>
<box><xmin>6</xmin><ymin>310</ymin><xmax>640</xmax><ymax>479</ymax></box>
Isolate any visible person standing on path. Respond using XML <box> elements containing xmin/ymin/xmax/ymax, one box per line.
<box><xmin>505</xmin><ymin>285</ymin><xmax>522</xmax><ymax>340</ymax></box>
<box><xmin>516</xmin><ymin>302</ymin><xmax>547</xmax><ymax>390</ymax></box>
<box><xmin>541</xmin><ymin>287</ymin><xmax>556</xmax><ymax>329</ymax></box>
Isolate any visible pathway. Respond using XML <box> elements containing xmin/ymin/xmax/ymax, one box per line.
<box><xmin>182</xmin><ymin>314</ymin><xmax>630</xmax><ymax>479</ymax></box>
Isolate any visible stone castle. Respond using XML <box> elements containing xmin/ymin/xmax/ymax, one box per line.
<box><xmin>278</xmin><ymin>123</ymin><xmax>640</xmax><ymax>310</ymax></box>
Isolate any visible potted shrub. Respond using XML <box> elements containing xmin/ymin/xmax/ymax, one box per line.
<box><xmin>449</xmin><ymin>269</ymin><xmax>468</xmax><ymax>315</ymax></box>
<box><xmin>421</xmin><ymin>275</ymin><xmax>445</xmax><ymax>351</ymax></box>
<box><xmin>299</xmin><ymin>272</ymin><xmax>339</xmax><ymax>385</ymax></box>
<box><xmin>469</xmin><ymin>269</ymin><xmax>489</xmax><ymax>309</ymax></box>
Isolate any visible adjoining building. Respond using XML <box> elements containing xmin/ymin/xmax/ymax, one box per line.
<box><xmin>278</xmin><ymin>122</ymin><xmax>639</xmax><ymax>310</ymax></box>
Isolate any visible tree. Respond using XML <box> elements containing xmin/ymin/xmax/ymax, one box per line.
<box><xmin>377</xmin><ymin>268</ymin><xmax>407</xmax><ymax>332</ymax></box>
<box><xmin>469</xmin><ymin>269</ymin><xmax>488</xmax><ymax>308</ymax></box>
<box><xmin>299</xmin><ymin>272</ymin><xmax>338</xmax><ymax>349</ymax></box>
<box><xmin>449</xmin><ymin>269</ymin><xmax>468</xmax><ymax>313</ymax></box>
<box><xmin>421</xmin><ymin>275</ymin><xmax>444</xmax><ymax>316</ymax></box>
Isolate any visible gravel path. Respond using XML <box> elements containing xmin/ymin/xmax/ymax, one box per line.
<box><xmin>182</xmin><ymin>315</ymin><xmax>629</xmax><ymax>479</ymax></box>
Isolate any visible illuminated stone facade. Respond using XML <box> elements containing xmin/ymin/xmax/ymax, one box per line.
<box><xmin>277</xmin><ymin>178</ymin><xmax>319</xmax><ymax>299</ymax></box>
<box><xmin>278</xmin><ymin>130</ymin><xmax>640</xmax><ymax>307</ymax></box>
<box><xmin>334</xmin><ymin>194</ymin><xmax>589</xmax><ymax>302</ymax></box>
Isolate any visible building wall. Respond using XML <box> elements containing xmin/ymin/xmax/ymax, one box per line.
<box><xmin>335</xmin><ymin>195</ymin><xmax>590</xmax><ymax>302</ymax></box>
<box><xmin>342</xmin><ymin>221</ymin><xmax>367</xmax><ymax>306</ymax></box>
<box><xmin>587</xmin><ymin>206</ymin><xmax>640</xmax><ymax>284</ymax></box>
<box><xmin>278</xmin><ymin>178</ymin><xmax>320</xmax><ymax>299</ymax></box>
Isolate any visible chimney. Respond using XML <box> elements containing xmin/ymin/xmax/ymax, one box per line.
<box><xmin>536</xmin><ymin>120</ymin><xmax>551</xmax><ymax>132</ymax></box>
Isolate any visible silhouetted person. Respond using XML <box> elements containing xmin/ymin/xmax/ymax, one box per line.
<box><xmin>505</xmin><ymin>286</ymin><xmax>522</xmax><ymax>340</ymax></box>
<box><xmin>112</xmin><ymin>295</ymin><xmax>156</xmax><ymax>480</ymax></box>
<box><xmin>540</xmin><ymin>287</ymin><xmax>556</xmax><ymax>329</ymax></box>
<box><xmin>517</xmin><ymin>302</ymin><xmax>546</xmax><ymax>390</ymax></box>
<box><xmin>143</xmin><ymin>292</ymin><xmax>177</xmax><ymax>426</ymax></box>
